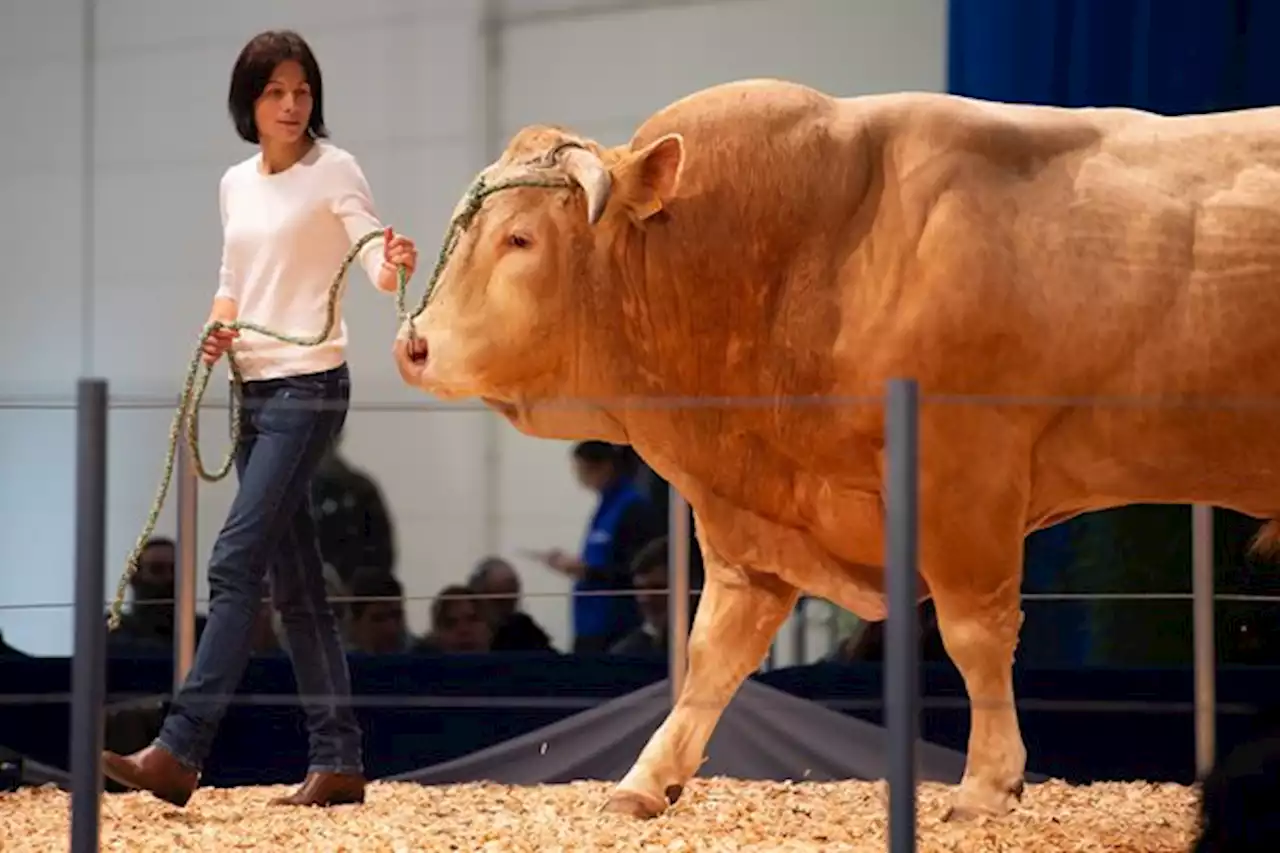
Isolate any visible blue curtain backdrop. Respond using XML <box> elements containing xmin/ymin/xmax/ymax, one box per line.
<box><xmin>946</xmin><ymin>0</ymin><xmax>1280</xmax><ymax>667</ymax></box>
<box><xmin>949</xmin><ymin>0</ymin><xmax>1280</xmax><ymax>114</ymax></box>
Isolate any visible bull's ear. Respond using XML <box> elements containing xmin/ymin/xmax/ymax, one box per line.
<box><xmin>616</xmin><ymin>133</ymin><xmax>684</xmax><ymax>221</ymax></box>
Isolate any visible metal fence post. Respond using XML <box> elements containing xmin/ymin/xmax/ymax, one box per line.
<box><xmin>668</xmin><ymin>487</ymin><xmax>691</xmax><ymax>705</ymax></box>
<box><xmin>885</xmin><ymin>378</ymin><xmax>920</xmax><ymax>853</ymax></box>
<box><xmin>174</xmin><ymin>437</ymin><xmax>198</xmax><ymax>691</ymax></box>
<box><xmin>1191</xmin><ymin>504</ymin><xmax>1216</xmax><ymax>778</ymax></box>
<box><xmin>71</xmin><ymin>378</ymin><xmax>108</xmax><ymax>853</ymax></box>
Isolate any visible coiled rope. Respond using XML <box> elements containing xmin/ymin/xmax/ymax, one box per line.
<box><xmin>107</xmin><ymin>171</ymin><xmax>571</xmax><ymax>630</ymax></box>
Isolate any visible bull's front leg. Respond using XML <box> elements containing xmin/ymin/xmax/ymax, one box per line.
<box><xmin>603</xmin><ymin>545</ymin><xmax>799</xmax><ymax>818</ymax></box>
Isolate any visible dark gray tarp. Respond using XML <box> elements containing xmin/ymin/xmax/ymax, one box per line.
<box><xmin>392</xmin><ymin>677</ymin><xmax>992</xmax><ymax>786</ymax></box>
<box><xmin>0</xmin><ymin>745</ymin><xmax>69</xmax><ymax>790</ymax></box>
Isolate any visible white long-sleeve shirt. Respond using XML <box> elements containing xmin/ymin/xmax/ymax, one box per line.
<box><xmin>215</xmin><ymin>140</ymin><xmax>386</xmax><ymax>381</ymax></box>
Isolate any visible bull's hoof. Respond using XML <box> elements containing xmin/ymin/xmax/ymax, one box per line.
<box><xmin>601</xmin><ymin>788</ymin><xmax>667</xmax><ymax>819</ymax></box>
<box><xmin>941</xmin><ymin>778</ymin><xmax>1024</xmax><ymax>823</ymax></box>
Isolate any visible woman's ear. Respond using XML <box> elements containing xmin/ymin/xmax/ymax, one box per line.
<box><xmin>614</xmin><ymin>133</ymin><xmax>685</xmax><ymax>221</ymax></box>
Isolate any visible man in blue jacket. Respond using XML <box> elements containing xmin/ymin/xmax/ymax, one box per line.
<box><xmin>536</xmin><ymin>442</ymin><xmax>662</xmax><ymax>654</ymax></box>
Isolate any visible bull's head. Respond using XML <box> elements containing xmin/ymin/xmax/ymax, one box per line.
<box><xmin>393</xmin><ymin>125</ymin><xmax>685</xmax><ymax>435</ymax></box>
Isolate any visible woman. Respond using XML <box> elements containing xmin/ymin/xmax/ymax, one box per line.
<box><xmin>102</xmin><ymin>29</ymin><xmax>418</xmax><ymax>809</ymax></box>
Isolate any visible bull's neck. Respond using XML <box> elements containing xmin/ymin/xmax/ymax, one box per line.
<box><xmin>602</xmin><ymin>213</ymin><xmax>779</xmax><ymax>403</ymax></box>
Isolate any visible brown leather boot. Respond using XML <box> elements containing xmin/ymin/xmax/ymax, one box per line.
<box><xmin>102</xmin><ymin>744</ymin><xmax>199</xmax><ymax>808</ymax></box>
<box><xmin>269</xmin><ymin>771</ymin><xmax>366</xmax><ymax>807</ymax></box>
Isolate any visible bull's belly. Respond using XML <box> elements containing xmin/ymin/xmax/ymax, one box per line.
<box><xmin>1032</xmin><ymin>404</ymin><xmax>1280</xmax><ymax>521</ymax></box>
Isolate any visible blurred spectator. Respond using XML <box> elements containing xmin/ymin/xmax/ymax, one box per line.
<box><xmin>609</xmin><ymin>537</ymin><xmax>670</xmax><ymax>657</ymax></box>
<box><xmin>108</xmin><ymin>537</ymin><xmax>208</xmax><ymax>651</ymax></box>
<box><xmin>345</xmin><ymin>568</ymin><xmax>411</xmax><ymax>655</ymax></box>
<box><xmin>468</xmin><ymin>557</ymin><xmax>554</xmax><ymax>652</ymax></box>
<box><xmin>529</xmin><ymin>441</ymin><xmax>661</xmax><ymax>654</ymax></box>
<box><xmin>311</xmin><ymin>424</ymin><xmax>396</xmax><ymax>586</ymax></box>
<box><xmin>624</xmin><ymin>452</ymin><xmax>706</xmax><ymax>616</ymax></box>
<box><xmin>416</xmin><ymin>585</ymin><xmax>491</xmax><ymax>654</ymax></box>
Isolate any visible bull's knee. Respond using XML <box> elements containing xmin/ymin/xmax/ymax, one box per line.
<box><xmin>937</xmin><ymin>608</ymin><xmax>1021</xmax><ymax>670</ymax></box>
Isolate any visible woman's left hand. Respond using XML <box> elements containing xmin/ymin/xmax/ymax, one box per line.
<box><xmin>380</xmin><ymin>226</ymin><xmax>418</xmax><ymax>289</ymax></box>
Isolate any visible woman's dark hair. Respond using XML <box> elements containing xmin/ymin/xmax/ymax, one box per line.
<box><xmin>227</xmin><ymin>29</ymin><xmax>327</xmax><ymax>144</ymax></box>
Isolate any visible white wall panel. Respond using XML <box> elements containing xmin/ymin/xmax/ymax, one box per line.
<box><xmin>0</xmin><ymin>409</ymin><xmax>77</xmax><ymax>654</ymax></box>
<box><xmin>0</xmin><ymin>170</ymin><xmax>85</xmax><ymax>396</ymax></box>
<box><xmin>0</xmin><ymin>57</ymin><xmax>84</xmax><ymax>172</ymax></box>
<box><xmin>0</xmin><ymin>0</ymin><xmax>86</xmax><ymax>655</ymax></box>
<box><xmin>92</xmin><ymin>1</ymin><xmax>475</xmax><ymax>56</ymax></box>
<box><xmin>0</xmin><ymin>0</ymin><xmax>83</xmax><ymax>67</ymax></box>
<box><xmin>499</xmin><ymin>0</ymin><xmax>947</xmax><ymax>139</ymax></box>
<box><xmin>0</xmin><ymin>0</ymin><xmax>86</xmax><ymax>397</ymax></box>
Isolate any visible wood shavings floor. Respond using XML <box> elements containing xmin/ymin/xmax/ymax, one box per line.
<box><xmin>0</xmin><ymin>778</ymin><xmax>1198</xmax><ymax>852</ymax></box>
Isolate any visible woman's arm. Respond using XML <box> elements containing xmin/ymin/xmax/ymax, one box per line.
<box><xmin>203</xmin><ymin>174</ymin><xmax>239</xmax><ymax>365</ymax></box>
<box><xmin>330</xmin><ymin>150</ymin><xmax>416</xmax><ymax>292</ymax></box>
<box><xmin>212</xmin><ymin>171</ymin><xmax>240</xmax><ymax>309</ymax></box>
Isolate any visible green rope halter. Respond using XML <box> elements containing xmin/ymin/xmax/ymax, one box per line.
<box><xmin>107</xmin><ymin>170</ymin><xmax>571</xmax><ymax>630</ymax></box>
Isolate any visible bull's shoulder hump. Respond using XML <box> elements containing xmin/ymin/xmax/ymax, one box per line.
<box><xmin>634</xmin><ymin>78</ymin><xmax>838</xmax><ymax>136</ymax></box>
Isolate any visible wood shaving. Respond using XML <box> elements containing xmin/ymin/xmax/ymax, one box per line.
<box><xmin>0</xmin><ymin>778</ymin><xmax>1199</xmax><ymax>852</ymax></box>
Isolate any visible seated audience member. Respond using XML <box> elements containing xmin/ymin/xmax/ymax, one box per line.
<box><xmin>346</xmin><ymin>568</ymin><xmax>412</xmax><ymax>655</ymax></box>
<box><xmin>416</xmin><ymin>585</ymin><xmax>491</xmax><ymax>654</ymax></box>
<box><xmin>468</xmin><ymin>556</ymin><xmax>554</xmax><ymax>652</ymax></box>
<box><xmin>108</xmin><ymin>536</ymin><xmax>208</xmax><ymax>652</ymax></box>
<box><xmin>531</xmin><ymin>441</ymin><xmax>662</xmax><ymax>654</ymax></box>
<box><xmin>609</xmin><ymin>537</ymin><xmax>670</xmax><ymax>657</ymax></box>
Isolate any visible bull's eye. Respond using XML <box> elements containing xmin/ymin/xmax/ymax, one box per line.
<box><xmin>507</xmin><ymin>233</ymin><xmax>531</xmax><ymax>249</ymax></box>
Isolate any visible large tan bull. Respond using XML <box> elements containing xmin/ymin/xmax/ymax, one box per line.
<box><xmin>393</xmin><ymin>78</ymin><xmax>1280</xmax><ymax>820</ymax></box>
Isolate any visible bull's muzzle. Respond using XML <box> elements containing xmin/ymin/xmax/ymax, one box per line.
<box><xmin>392</xmin><ymin>334</ymin><xmax>429</xmax><ymax>386</ymax></box>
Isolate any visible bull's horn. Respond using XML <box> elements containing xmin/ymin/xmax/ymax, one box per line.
<box><xmin>559</xmin><ymin>146</ymin><xmax>612</xmax><ymax>225</ymax></box>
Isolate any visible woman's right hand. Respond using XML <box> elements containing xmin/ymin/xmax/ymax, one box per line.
<box><xmin>201</xmin><ymin>323</ymin><xmax>239</xmax><ymax>366</ymax></box>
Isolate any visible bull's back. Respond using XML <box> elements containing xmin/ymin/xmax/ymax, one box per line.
<box><xmin>632</xmin><ymin>84</ymin><xmax>1280</xmax><ymax>403</ymax></box>
<box><xmin>867</xmin><ymin>95</ymin><xmax>1280</xmax><ymax>399</ymax></box>
<box><xmin>1023</xmin><ymin>103</ymin><xmax>1280</xmax><ymax>400</ymax></box>
<box><xmin>898</xmin><ymin>98</ymin><xmax>1280</xmax><ymax>517</ymax></box>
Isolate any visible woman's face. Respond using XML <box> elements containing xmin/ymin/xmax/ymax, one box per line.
<box><xmin>254</xmin><ymin>59</ymin><xmax>312</xmax><ymax>146</ymax></box>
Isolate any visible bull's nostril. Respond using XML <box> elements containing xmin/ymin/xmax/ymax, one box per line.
<box><xmin>407</xmin><ymin>339</ymin><xmax>429</xmax><ymax>365</ymax></box>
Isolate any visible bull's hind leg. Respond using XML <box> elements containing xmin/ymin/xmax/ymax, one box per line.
<box><xmin>917</xmin><ymin>426</ymin><xmax>1031</xmax><ymax>820</ymax></box>
<box><xmin>603</xmin><ymin>546</ymin><xmax>799</xmax><ymax>818</ymax></box>
<box><xmin>931</xmin><ymin>579</ymin><xmax>1026</xmax><ymax>820</ymax></box>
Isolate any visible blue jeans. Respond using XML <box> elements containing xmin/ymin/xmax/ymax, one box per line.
<box><xmin>155</xmin><ymin>363</ymin><xmax>363</xmax><ymax>775</ymax></box>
